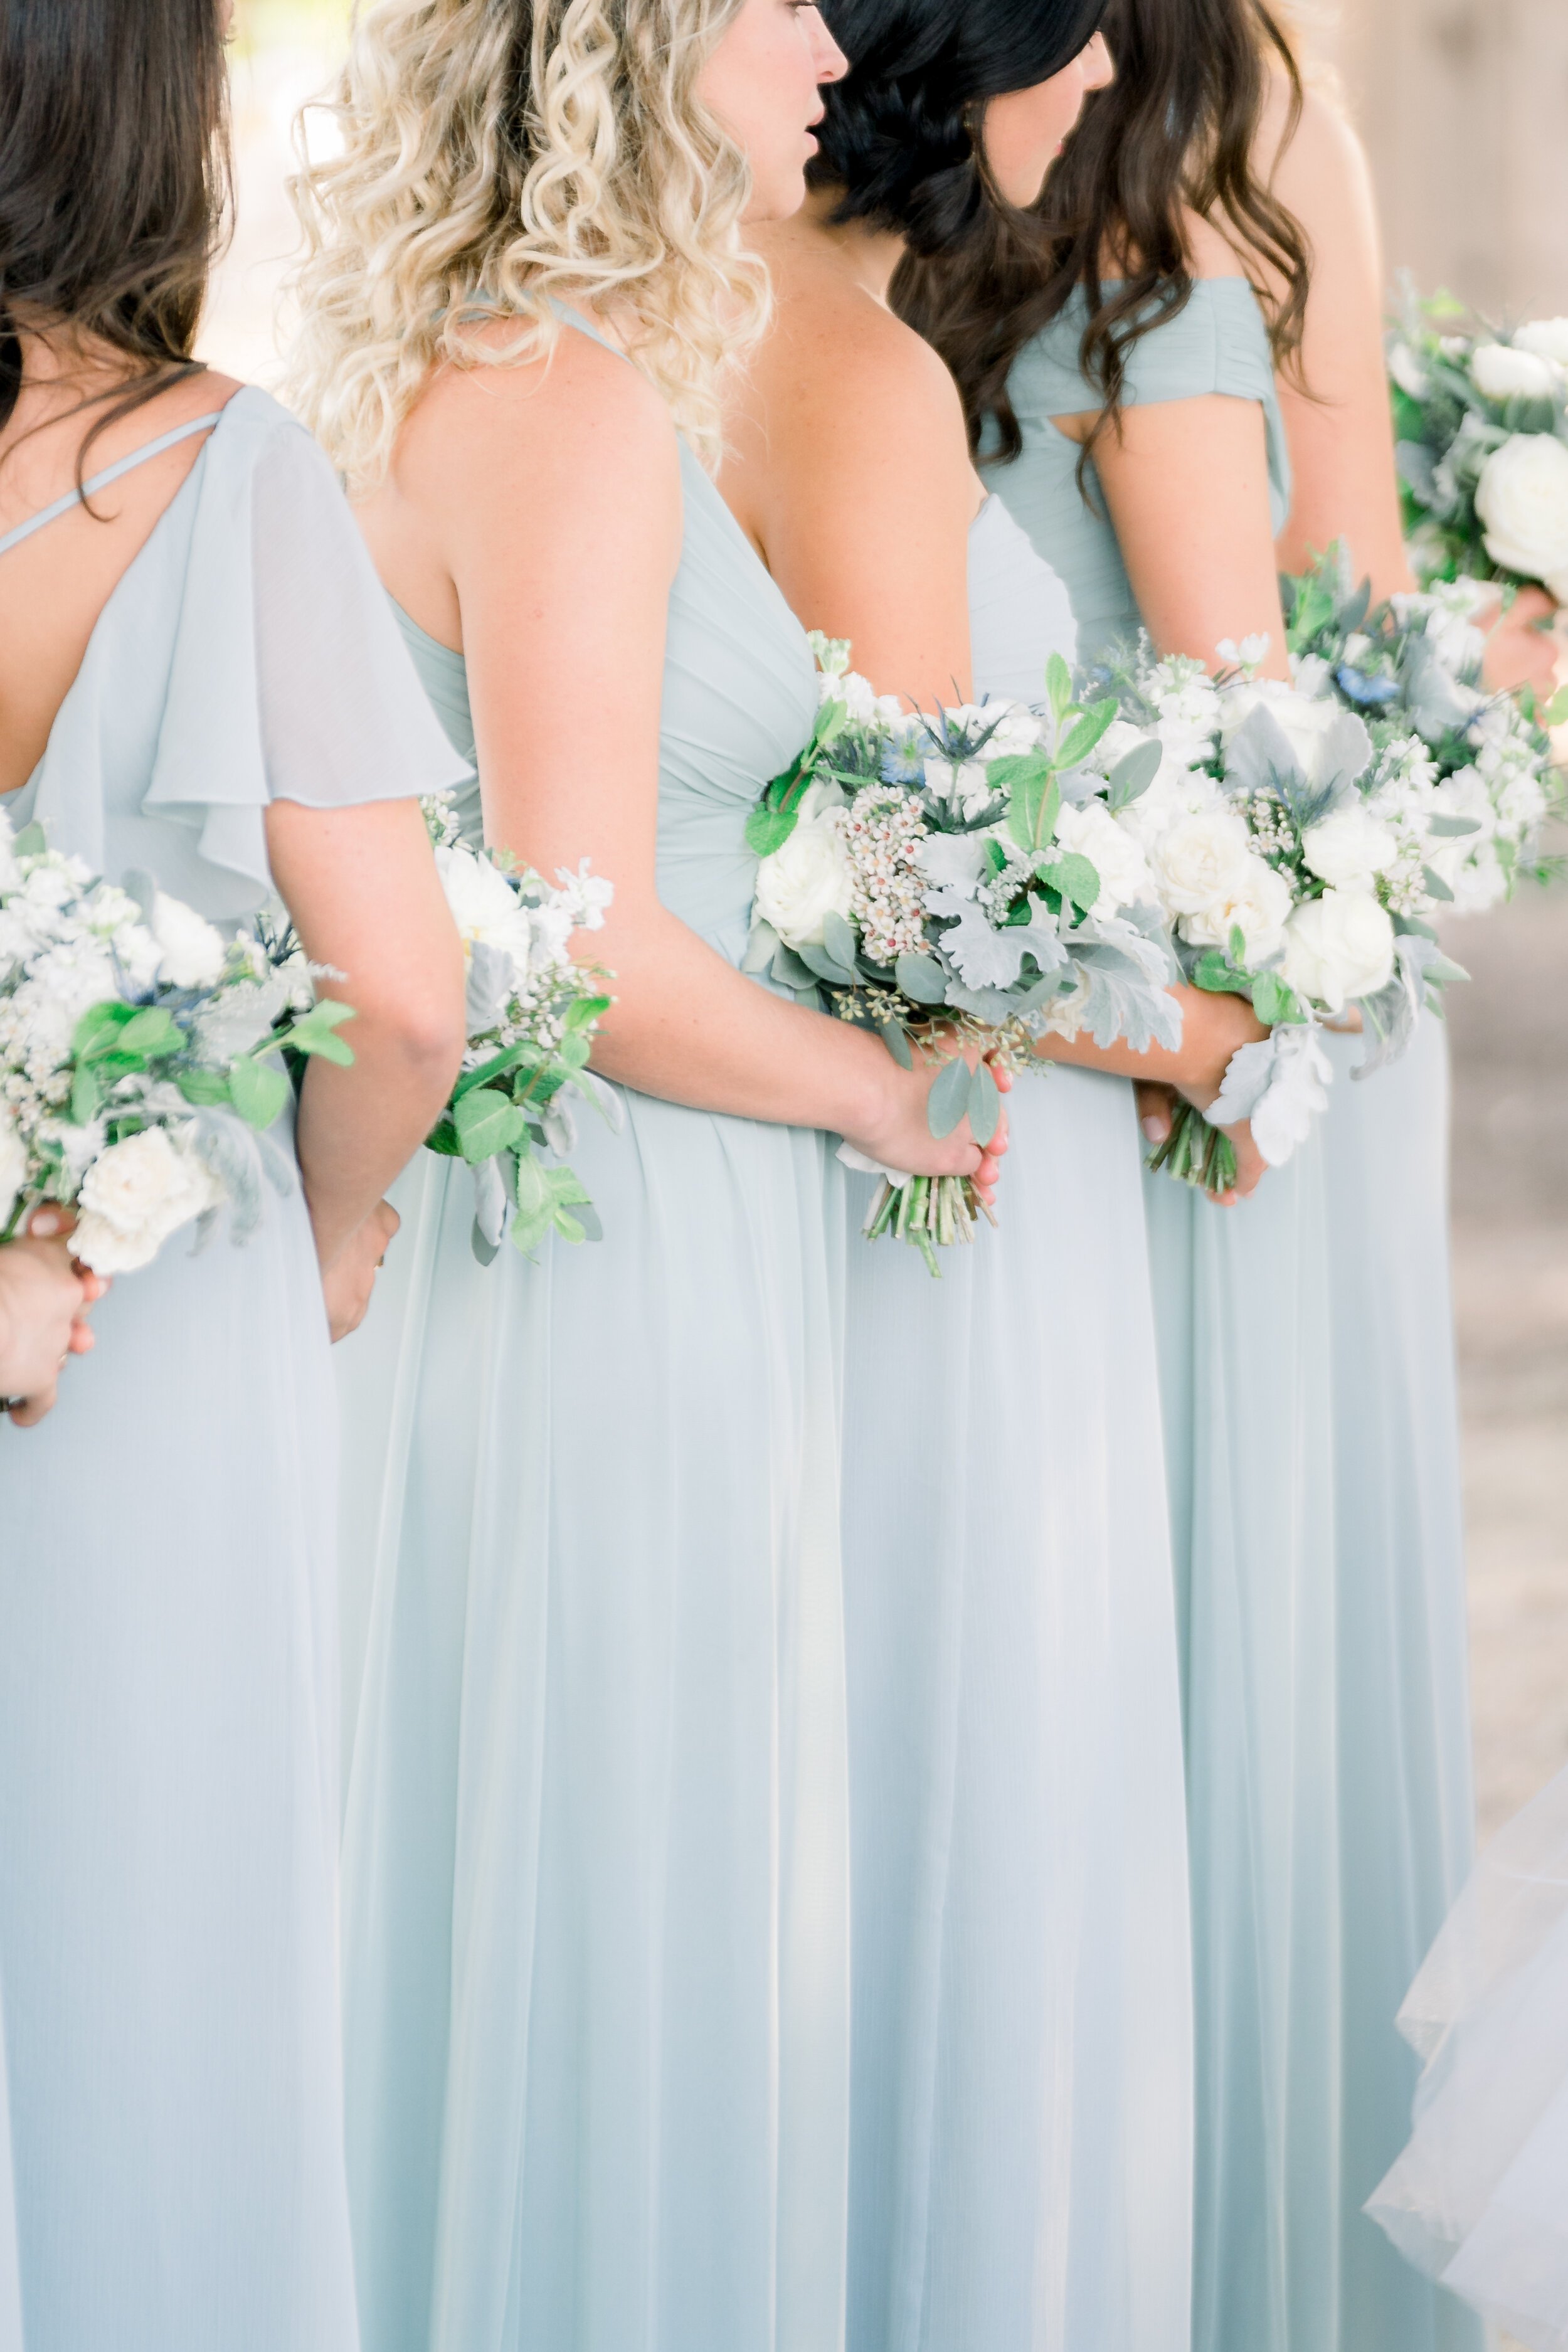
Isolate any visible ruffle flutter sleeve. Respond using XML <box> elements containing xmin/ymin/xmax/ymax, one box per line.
<box><xmin>138</xmin><ymin>388</ymin><xmax>472</xmax><ymax>912</ymax></box>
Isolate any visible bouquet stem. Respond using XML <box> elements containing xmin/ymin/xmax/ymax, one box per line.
<box><xmin>862</xmin><ymin>1172</ymin><xmax>990</xmax><ymax>1276</ymax></box>
<box><xmin>1145</xmin><ymin>1099</ymin><xmax>1239</xmax><ymax>1195</ymax></box>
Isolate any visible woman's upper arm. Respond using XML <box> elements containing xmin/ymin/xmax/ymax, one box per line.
<box><xmin>750</xmin><ymin>326</ymin><xmax>978</xmax><ymax>708</ymax></box>
<box><xmin>1269</xmin><ymin>90</ymin><xmax>1414</xmax><ymax>594</ymax></box>
<box><xmin>423</xmin><ymin>345</ymin><xmax>683</xmax><ymax>905</ymax></box>
<box><xmin>1094</xmin><ymin>394</ymin><xmax>1290</xmax><ymax>674</ymax></box>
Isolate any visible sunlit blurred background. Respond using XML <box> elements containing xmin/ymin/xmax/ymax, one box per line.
<box><xmin>207</xmin><ymin>0</ymin><xmax>1568</xmax><ymax>1850</ymax></box>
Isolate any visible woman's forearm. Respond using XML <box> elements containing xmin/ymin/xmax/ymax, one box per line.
<box><xmin>1034</xmin><ymin>985</ymin><xmax>1266</xmax><ymax>1098</ymax></box>
<box><xmin>294</xmin><ymin>1014</ymin><xmax>464</xmax><ymax>1269</ymax></box>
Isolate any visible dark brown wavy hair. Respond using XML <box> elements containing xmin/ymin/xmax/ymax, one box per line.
<box><xmin>894</xmin><ymin>0</ymin><xmax>1311</xmax><ymax>470</ymax></box>
<box><xmin>0</xmin><ymin>0</ymin><xmax>231</xmax><ymax>484</ymax></box>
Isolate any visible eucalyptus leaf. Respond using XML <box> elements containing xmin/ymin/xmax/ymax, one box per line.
<box><xmin>1426</xmin><ymin>813</ymin><xmax>1483</xmax><ymax>838</ymax></box>
<box><xmin>741</xmin><ymin>919</ymin><xmax>780</xmax><ymax>975</ymax></box>
<box><xmin>967</xmin><ymin>1057</ymin><xmax>1001</xmax><ymax>1148</ymax></box>
<box><xmin>879</xmin><ymin>1022</ymin><xmax>914</xmax><ymax>1070</ymax></box>
<box><xmin>1106</xmin><ymin>738</ymin><xmax>1162</xmax><ymax>811</ymax></box>
<box><xmin>11</xmin><ymin>822</ymin><xmax>46</xmax><ymax>857</ymax></box>
<box><xmin>795</xmin><ymin>939</ymin><xmax>857</xmax><ymax>988</ymax></box>
<box><xmin>894</xmin><ymin>951</ymin><xmax>948</xmax><ymax>1006</ymax></box>
<box><xmin>821</xmin><ymin>909</ymin><xmax>859</xmax><ymax>972</ymax></box>
<box><xmin>926</xmin><ymin>1052</ymin><xmax>972</xmax><ymax>1140</ymax></box>
<box><xmin>1421</xmin><ymin>865</ymin><xmax>1456</xmax><ymax>903</ymax></box>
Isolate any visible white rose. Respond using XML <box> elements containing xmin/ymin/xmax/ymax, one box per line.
<box><xmin>1115</xmin><ymin>766</ymin><xmax>1225</xmax><ymax>856</ymax></box>
<box><xmin>436</xmin><ymin>842</ymin><xmax>533</xmax><ymax>969</ymax></box>
<box><xmin>152</xmin><ymin>891</ymin><xmax>228</xmax><ymax>990</ymax></box>
<box><xmin>1147</xmin><ymin>807</ymin><xmax>1255</xmax><ymax>920</ymax></box>
<box><xmin>1470</xmin><ymin>341</ymin><xmax>1562</xmax><ymax>402</ymax></box>
<box><xmin>1179</xmin><ymin>849</ymin><xmax>1294</xmax><ymax>967</ymax></box>
<box><xmin>1301</xmin><ymin>804</ymin><xmax>1401</xmax><ymax>891</ymax></box>
<box><xmin>72</xmin><ymin>1128</ymin><xmax>221</xmax><ymax>1274</ymax></box>
<box><xmin>1051</xmin><ymin>800</ymin><xmax>1155</xmax><ymax>918</ymax></box>
<box><xmin>0</xmin><ymin>1114</ymin><xmax>26</xmax><ymax>1229</ymax></box>
<box><xmin>754</xmin><ymin>800</ymin><xmax>855</xmax><ymax>950</ymax></box>
<box><xmin>1474</xmin><ymin>433</ymin><xmax>1568</xmax><ymax>598</ymax></box>
<box><xmin>1515</xmin><ymin>318</ymin><xmax>1568</xmax><ymax>368</ymax></box>
<box><xmin>1280</xmin><ymin>889</ymin><xmax>1396</xmax><ymax>1014</ymax></box>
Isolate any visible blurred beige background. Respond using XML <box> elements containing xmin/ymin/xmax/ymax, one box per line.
<box><xmin>209</xmin><ymin>0</ymin><xmax>1568</xmax><ymax>1848</ymax></box>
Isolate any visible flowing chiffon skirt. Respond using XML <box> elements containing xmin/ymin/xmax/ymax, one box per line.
<box><xmin>1147</xmin><ymin>1012</ymin><xmax>1480</xmax><ymax>2352</ymax></box>
<box><xmin>337</xmin><ymin>1088</ymin><xmax>851</xmax><ymax>2352</ymax></box>
<box><xmin>0</xmin><ymin>1180</ymin><xmax>358</xmax><ymax>2352</ymax></box>
<box><xmin>840</xmin><ymin>1065</ymin><xmax>1193</xmax><ymax>2352</ymax></box>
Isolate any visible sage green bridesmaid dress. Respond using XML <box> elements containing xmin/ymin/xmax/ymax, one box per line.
<box><xmin>334</xmin><ymin>311</ymin><xmax>852</xmax><ymax>2352</ymax></box>
<box><xmin>989</xmin><ymin>277</ymin><xmax>1481</xmax><ymax>2352</ymax></box>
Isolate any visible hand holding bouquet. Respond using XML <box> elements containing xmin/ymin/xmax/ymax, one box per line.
<box><xmin>420</xmin><ymin>795</ymin><xmax>616</xmax><ymax>1264</ymax></box>
<box><xmin>745</xmin><ymin>637</ymin><xmax>1180</xmax><ymax>1270</ymax></box>
<box><xmin>0</xmin><ymin>808</ymin><xmax>354</xmax><ymax>1274</ymax></box>
<box><xmin>1388</xmin><ymin>285</ymin><xmax>1568</xmax><ymax>607</ymax></box>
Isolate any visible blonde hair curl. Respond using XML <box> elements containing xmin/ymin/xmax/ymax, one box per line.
<box><xmin>283</xmin><ymin>0</ymin><xmax>768</xmax><ymax>489</ymax></box>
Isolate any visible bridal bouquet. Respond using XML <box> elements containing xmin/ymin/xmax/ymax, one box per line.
<box><xmin>745</xmin><ymin>637</ymin><xmax>1180</xmax><ymax>1270</ymax></box>
<box><xmin>1387</xmin><ymin>285</ymin><xmax>1568</xmax><ymax>601</ymax></box>
<box><xmin>421</xmin><ymin>795</ymin><xmax>616</xmax><ymax>1264</ymax></box>
<box><xmin>1099</xmin><ymin>563</ymin><xmax>1565</xmax><ymax>1192</ymax></box>
<box><xmin>0</xmin><ymin>807</ymin><xmax>354</xmax><ymax>1273</ymax></box>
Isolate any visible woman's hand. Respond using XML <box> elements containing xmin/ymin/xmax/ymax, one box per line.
<box><xmin>1478</xmin><ymin>585</ymin><xmax>1562</xmax><ymax>704</ymax></box>
<box><xmin>1135</xmin><ymin>1078</ymin><xmax>1266</xmax><ymax>1205</ymax></box>
<box><xmin>844</xmin><ymin>1049</ymin><xmax>1010</xmax><ymax>1204</ymax></box>
<box><xmin>0</xmin><ymin>1209</ymin><xmax>105</xmax><ymax>1426</ymax></box>
<box><xmin>319</xmin><ymin>1198</ymin><xmax>401</xmax><ymax>1344</ymax></box>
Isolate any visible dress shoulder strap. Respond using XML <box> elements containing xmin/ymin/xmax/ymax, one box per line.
<box><xmin>0</xmin><ymin>410</ymin><xmax>225</xmax><ymax>561</ymax></box>
<box><xmin>547</xmin><ymin>299</ymin><xmax>631</xmax><ymax>363</ymax></box>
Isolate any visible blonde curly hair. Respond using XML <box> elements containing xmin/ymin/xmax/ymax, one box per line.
<box><xmin>283</xmin><ymin>0</ymin><xmax>767</xmax><ymax>489</ymax></box>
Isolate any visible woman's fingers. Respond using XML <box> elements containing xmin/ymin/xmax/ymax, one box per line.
<box><xmin>1135</xmin><ymin>1079</ymin><xmax>1177</xmax><ymax>1145</ymax></box>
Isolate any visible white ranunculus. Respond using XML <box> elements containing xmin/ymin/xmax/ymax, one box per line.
<box><xmin>754</xmin><ymin>798</ymin><xmax>855</xmax><ymax>950</ymax></box>
<box><xmin>1301</xmin><ymin>804</ymin><xmax>1401</xmax><ymax>892</ymax></box>
<box><xmin>1474</xmin><ymin>433</ymin><xmax>1568</xmax><ymax>597</ymax></box>
<box><xmin>1515</xmin><ymin>318</ymin><xmax>1568</xmax><ymax>368</ymax></box>
<box><xmin>152</xmin><ymin>891</ymin><xmax>228</xmax><ymax>990</ymax></box>
<box><xmin>1180</xmin><ymin>849</ymin><xmax>1294</xmax><ymax>967</ymax></box>
<box><xmin>1051</xmin><ymin>800</ymin><xmax>1154</xmax><ymax>918</ymax></box>
<box><xmin>1470</xmin><ymin>341</ymin><xmax>1562</xmax><ymax>402</ymax></box>
<box><xmin>72</xmin><ymin>1127</ymin><xmax>221</xmax><ymax>1274</ymax></box>
<box><xmin>1280</xmin><ymin>889</ymin><xmax>1396</xmax><ymax>1014</ymax></box>
<box><xmin>0</xmin><ymin>1115</ymin><xmax>26</xmax><ymax>1229</ymax></box>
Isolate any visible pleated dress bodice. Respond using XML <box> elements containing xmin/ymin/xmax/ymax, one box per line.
<box><xmin>992</xmin><ymin>277</ymin><xmax>1292</xmax><ymax>664</ymax></box>
<box><xmin>394</xmin><ymin>437</ymin><xmax>817</xmax><ymax>967</ymax></box>
<box><xmin>991</xmin><ymin>279</ymin><xmax>1479</xmax><ymax>2352</ymax></box>
<box><xmin>336</xmin><ymin>347</ymin><xmax>851</xmax><ymax>2352</ymax></box>
<box><xmin>837</xmin><ymin>492</ymin><xmax>1194</xmax><ymax>2352</ymax></box>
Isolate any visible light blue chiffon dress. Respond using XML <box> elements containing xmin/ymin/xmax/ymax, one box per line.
<box><xmin>0</xmin><ymin>386</ymin><xmax>469</xmax><ymax>2351</ymax></box>
<box><xmin>837</xmin><ymin>495</ymin><xmax>1194</xmax><ymax>2352</ymax></box>
<box><xmin>990</xmin><ymin>278</ymin><xmax>1480</xmax><ymax>2352</ymax></box>
<box><xmin>334</xmin><ymin>313</ymin><xmax>852</xmax><ymax>2352</ymax></box>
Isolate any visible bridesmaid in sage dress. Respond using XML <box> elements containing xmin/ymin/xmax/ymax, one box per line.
<box><xmin>901</xmin><ymin>11</ymin><xmax>1482</xmax><ymax>2351</ymax></box>
<box><xmin>724</xmin><ymin>8</ymin><xmax>1285</xmax><ymax>2344</ymax></box>
<box><xmin>0</xmin><ymin>3</ymin><xmax>469</xmax><ymax>2345</ymax></box>
<box><xmin>289</xmin><ymin>4</ymin><xmax>999</xmax><ymax>2348</ymax></box>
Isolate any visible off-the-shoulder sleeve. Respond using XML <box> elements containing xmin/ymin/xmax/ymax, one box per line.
<box><xmin>1011</xmin><ymin>279</ymin><xmax>1292</xmax><ymax>530</ymax></box>
<box><xmin>141</xmin><ymin>388</ymin><xmax>471</xmax><ymax>907</ymax></box>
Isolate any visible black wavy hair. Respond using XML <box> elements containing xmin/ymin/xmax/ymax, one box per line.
<box><xmin>808</xmin><ymin>0</ymin><xmax>1110</xmax><ymax>261</ymax></box>
<box><xmin>0</xmin><ymin>0</ymin><xmax>231</xmax><ymax>479</ymax></box>
<box><xmin>894</xmin><ymin>0</ymin><xmax>1309</xmax><ymax>464</ymax></box>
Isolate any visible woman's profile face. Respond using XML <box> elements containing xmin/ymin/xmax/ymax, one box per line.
<box><xmin>982</xmin><ymin>31</ymin><xmax>1115</xmax><ymax>210</ymax></box>
<box><xmin>696</xmin><ymin>0</ymin><xmax>849</xmax><ymax>224</ymax></box>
